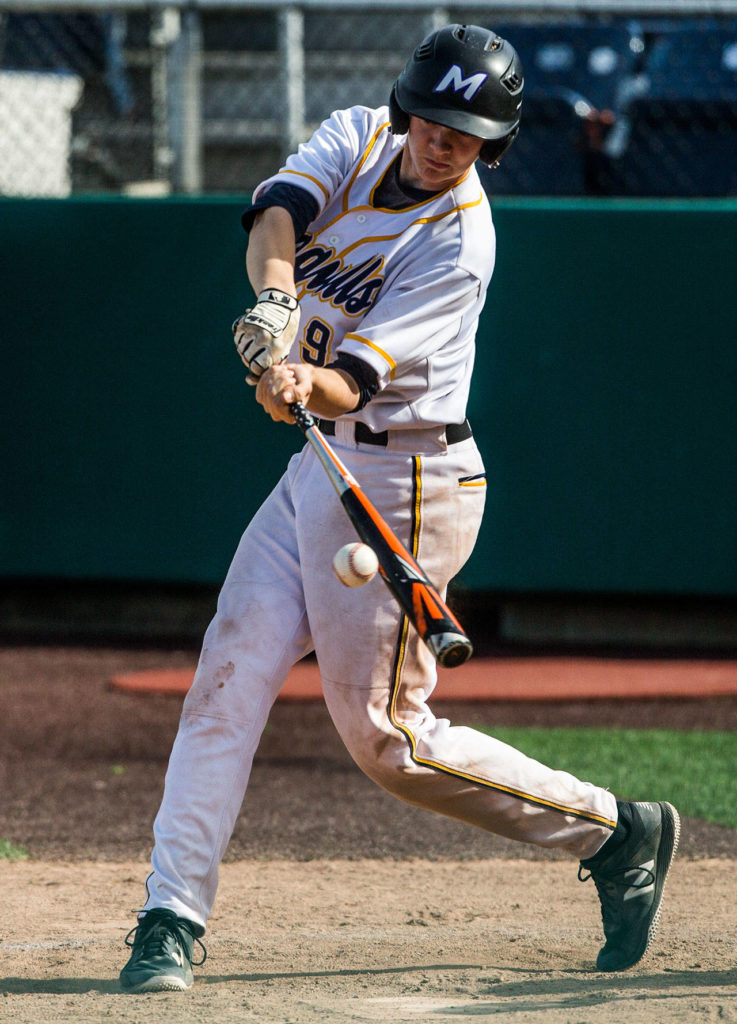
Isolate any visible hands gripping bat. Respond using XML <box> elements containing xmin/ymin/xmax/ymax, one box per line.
<box><xmin>290</xmin><ymin>402</ymin><xmax>473</xmax><ymax>668</ymax></box>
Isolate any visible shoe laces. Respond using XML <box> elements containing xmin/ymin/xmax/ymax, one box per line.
<box><xmin>124</xmin><ymin>912</ymin><xmax>207</xmax><ymax>966</ymax></box>
<box><xmin>578</xmin><ymin>862</ymin><xmax>655</xmax><ymax>917</ymax></box>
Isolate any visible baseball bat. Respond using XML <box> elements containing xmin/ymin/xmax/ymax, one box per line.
<box><xmin>290</xmin><ymin>402</ymin><xmax>473</xmax><ymax>668</ymax></box>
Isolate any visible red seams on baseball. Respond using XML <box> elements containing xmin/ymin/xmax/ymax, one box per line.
<box><xmin>332</xmin><ymin>542</ymin><xmax>379</xmax><ymax>587</ymax></box>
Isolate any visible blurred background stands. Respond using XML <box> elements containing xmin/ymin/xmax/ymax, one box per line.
<box><xmin>0</xmin><ymin>1</ymin><xmax>735</xmax><ymax>198</ymax></box>
<box><xmin>612</xmin><ymin>22</ymin><xmax>737</xmax><ymax>197</ymax></box>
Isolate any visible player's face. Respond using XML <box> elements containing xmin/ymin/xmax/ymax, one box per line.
<box><xmin>401</xmin><ymin>116</ymin><xmax>484</xmax><ymax>191</ymax></box>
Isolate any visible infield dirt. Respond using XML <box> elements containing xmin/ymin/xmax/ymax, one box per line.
<box><xmin>1</xmin><ymin>646</ymin><xmax>737</xmax><ymax>1022</ymax></box>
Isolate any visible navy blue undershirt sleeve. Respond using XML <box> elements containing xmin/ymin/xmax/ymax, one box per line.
<box><xmin>327</xmin><ymin>353</ymin><xmax>380</xmax><ymax>411</ymax></box>
<box><xmin>241</xmin><ymin>184</ymin><xmax>319</xmax><ymax>240</ymax></box>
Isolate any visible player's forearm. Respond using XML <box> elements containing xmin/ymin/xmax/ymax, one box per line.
<box><xmin>256</xmin><ymin>364</ymin><xmax>360</xmax><ymax>422</ymax></box>
<box><xmin>302</xmin><ymin>367</ymin><xmax>361</xmax><ymax>418</ymax></box>
<box><xmin>246</xmin><ymin>207</ymin><xmax>297</xmax><ymax>295</ymax></box>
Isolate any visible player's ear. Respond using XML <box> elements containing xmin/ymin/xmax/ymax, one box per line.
<box><xmin>389</xmin><ymin>84</ymin><xmax>410</xmax><ymax>135</ymax></box>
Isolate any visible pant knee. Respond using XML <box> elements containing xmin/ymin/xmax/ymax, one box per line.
<box><xmin>322</xmin><ymin>683</ymin><xmax>429</xmax><ymax>794</ymax></box>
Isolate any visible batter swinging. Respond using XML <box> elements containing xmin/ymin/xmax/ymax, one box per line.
<box><xmin>120</xmin><ymin>25</ymin><xmax>679</xmax><ymax>993</ymax></box>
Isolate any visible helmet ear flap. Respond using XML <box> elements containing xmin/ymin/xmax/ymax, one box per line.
<box><xmin>389</xmin><ymin>84</ymin><xmax>410</xmax><ymax>135</ymax></box>
<box><xmin>480</xmin><ymin>125</ymin><xmax>519</xmax><ymax>168</ymax></box>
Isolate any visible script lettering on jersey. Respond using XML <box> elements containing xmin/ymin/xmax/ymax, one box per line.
<box><xmin>294</xmin><ymin>237</ymin><xmax>384</xmax><ymax>317</ymax></box>
<box><xmin>434</xmin><ymin>64</ymin><xmax>488</xmax><ymax>101</ymax></box>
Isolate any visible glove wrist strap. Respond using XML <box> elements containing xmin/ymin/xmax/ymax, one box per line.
<box><xmin>257</xmin><ymin>288</ymin><xmax>298</xmax><ymax>311</ymax></box>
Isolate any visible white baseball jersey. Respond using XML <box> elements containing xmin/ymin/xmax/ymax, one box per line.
<box><xmin>253</xmin><ymin>105</ymin><xmax>495</xmax><ymax>433</ymax></box>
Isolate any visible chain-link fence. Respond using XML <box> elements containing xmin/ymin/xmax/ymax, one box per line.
<box><xmin>1</xmin><ymin>1</ymin><xmax>736</xmax><ymax>197</ymax></box>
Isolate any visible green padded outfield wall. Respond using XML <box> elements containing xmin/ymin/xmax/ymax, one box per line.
<box><xmin>2</xmin><ymin>197</ymin><xmax>736</xmax><ymax>594</ymax></box>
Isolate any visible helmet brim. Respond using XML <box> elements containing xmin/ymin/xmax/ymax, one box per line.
<box><xmin>396</xmin><ymin>83</ymin><xmax>520</xmax><ymax>140</ymax></box>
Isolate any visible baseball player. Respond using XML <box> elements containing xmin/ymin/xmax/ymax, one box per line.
<box><xmin>120</xmin><ymin>25</ymin><xmax>680</xmax><ymax>993</ymax></box>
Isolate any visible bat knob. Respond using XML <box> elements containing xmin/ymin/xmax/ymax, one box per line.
<box><xmin>427</xmin><ymin>632</ymin><xmax>473</xmax><ymax>669</ymax></box>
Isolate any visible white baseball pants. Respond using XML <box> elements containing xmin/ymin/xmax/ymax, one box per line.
<box><xmin>144</xmin><ymin>435</ymin><xmax>617</xmax><ymax>929</ymax></box>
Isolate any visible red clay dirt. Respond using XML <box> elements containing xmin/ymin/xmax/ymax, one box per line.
<box><xmin>110</xmin><ymin>655</ymin><xmax>737</xmax><ymax>701</ymax></box>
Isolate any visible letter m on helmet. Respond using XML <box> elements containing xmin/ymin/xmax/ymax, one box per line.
<box><xmin>433</xmin><ymin>64</ymin><xmax>488</xmax><ymax>101</ymax></box>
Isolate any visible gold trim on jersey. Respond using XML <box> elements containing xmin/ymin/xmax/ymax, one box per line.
<box><xmin>343</xmin><ymin>333</ymin><xmax>397</xmax><ymax>378</ymax></box>
<box><xmin>385</xmin><ymin>458</ymin><xmax>617</xmax><ymax>833</ymax></box>
<box><xmin>343</xmin><ymin>121</ymin><xmax>392</xmax><ymax>212</ymax></box>
<box><xmin>312</xmin><ymin>190</ymin><xmax>485</xmax><ymax>252</ymax></box>
<box><xmin>335</xmin><ymin>195</ymin><xmax>486</xmax><ymax>261</ymax></box>
<box><xmin>271</xmin><ymin>119</ymin><xmax>485</xmax><ymax>253</ymax></box>
<box><xmin>273</xmin><ymin>168</ymin><xmax>331</xmax><ymax>203</ymax></box>
<box><xmin>368</xmin><ymin>152</ymin><xmax>475</xmax><ymax>211</ymax></box>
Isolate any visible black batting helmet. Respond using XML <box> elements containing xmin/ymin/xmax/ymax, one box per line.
<box><xmin>389</xmin><ymin>24</ymin><xmax>524</xmax><ymax>166</ymax></box>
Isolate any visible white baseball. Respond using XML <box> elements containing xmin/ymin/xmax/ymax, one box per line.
<box><xmin>332</xmin><ymin>542</ymin><xmax>379</xmax><ymax>587</ymax></box>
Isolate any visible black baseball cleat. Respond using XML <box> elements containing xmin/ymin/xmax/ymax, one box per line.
<box><xmin>119</xmin><ymin>908</ymin><xmax>207</xmax><ymax>993</ymax></box>
<box><xmin>579</xmin><ymin>800</ymin><xmax>681</xmax><ymax>972</ymax></box>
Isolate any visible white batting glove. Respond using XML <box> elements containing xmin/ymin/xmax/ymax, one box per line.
<box><xmin>232</xmin><ymin>288</ymin><xmax>300</xmax><ymax>384</ymax></box>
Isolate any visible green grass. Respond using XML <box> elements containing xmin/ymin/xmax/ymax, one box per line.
<box><xmin>0</xmin><ymin>839</ymin><xmax>30</xmax><ymax>861</ymax></box>
<box><xmin>476</xmin><ymin>726</ymin><xmax>737</xmax><ymax>829</ymax></box>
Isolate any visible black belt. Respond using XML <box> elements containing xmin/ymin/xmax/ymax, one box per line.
<box><xmin>317</xmin><ymin>418</ymin><xmax>472</xmax><ymax>447</ymax></box>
